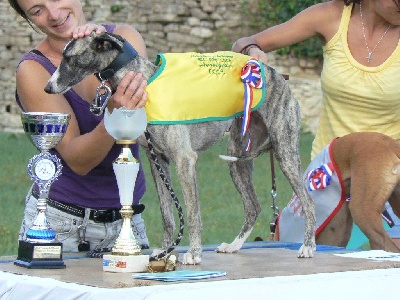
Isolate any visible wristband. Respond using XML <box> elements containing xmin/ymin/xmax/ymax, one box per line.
<box><xmin>239</xmin><ymin>43</ymin><xmax>262</xmax><ymax>55</ymax></box>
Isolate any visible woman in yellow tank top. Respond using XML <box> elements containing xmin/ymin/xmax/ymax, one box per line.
<box><xmin>232</xmin><ymin>0</ymin><xmax>400</xmax><ymax>159</ymax></box>
<box><xmin>232</xmin><ymin>0</ymin><xmax>400</xmax><ymax>244</ymax></box>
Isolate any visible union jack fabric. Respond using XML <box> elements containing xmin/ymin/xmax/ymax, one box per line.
<box><xmin>240</xmin><ymin>59</ymin><xmax>264</xmax><ymax>151</ymax></box>
<box><xmin>306</xmin><ymin>162</ymin><xmax>334</xmax><ymax>191</ymax></box>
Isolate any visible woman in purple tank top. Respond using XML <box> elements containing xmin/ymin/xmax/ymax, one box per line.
<box><xmin>8</xmin><ymin>0</ymin><xmax>150</xmax><ymax>253</ymax></box>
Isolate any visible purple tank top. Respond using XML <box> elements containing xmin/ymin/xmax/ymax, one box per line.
<box><xmin>16</xmin><ymin>25</ymin><xmax>146</xmax><ymax>209</ymax></box>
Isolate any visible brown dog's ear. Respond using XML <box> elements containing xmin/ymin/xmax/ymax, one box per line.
<box><xmin>91</xmin><ymin>32</ymin><xmax>124</xmax><ymax>52</ymax></box>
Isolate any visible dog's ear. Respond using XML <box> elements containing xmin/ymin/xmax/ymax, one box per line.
<box><xmin>91</xmin><ymin>33</ymin><xmax>124</xmax><ymax>52</ymax></box>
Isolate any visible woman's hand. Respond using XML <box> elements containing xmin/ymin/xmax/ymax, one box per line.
<box><xmin>247</xmin><ymin>48</ymin><xmax>269</xmax><ymax>65</ymax></box>
<box><xmin>109</xmin><ymin>71</ymin><xmax>148</xmax><ymax>110</ymax></box>
<box><xmin>232</xmin><ymin>40</ymin><xmax>269</xmax><ymax>65</ymax></box>
<box><xmin>72</xmin><ymin>24</ymin><xmax>106</xmax><ymax>39</ymax></box>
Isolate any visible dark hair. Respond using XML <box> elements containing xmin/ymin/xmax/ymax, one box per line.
<box><xmin>8</xmin><ymin>0</ymin><xmax>36</xmax><ymax>30</ymax></box>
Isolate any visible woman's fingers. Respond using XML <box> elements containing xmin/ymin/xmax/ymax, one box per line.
<box><xmin>113</xmin><ymin>72</ymin><xmax>148</xmax><ymax>109</ymax></box>
<box><xmin>72</xmin><ymin>24</ymin><xmax>106</xmax><ymax>39</ymax></box>
<box><xmin>248</xmin><ymin>48</ymin><xmax>269</xmax><ymax>65</ymax></box>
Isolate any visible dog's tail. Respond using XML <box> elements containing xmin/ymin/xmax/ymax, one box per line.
<box><xmin>219</xmin><ymin>141</ymin><xmax>272</xmax><ymax>162</ymax></box>
<box><xmin>219</xmin><ymin>155</ymin><xmax>239</xmax><ymax>161</ymax></box>
<box><xmin>219</xmin><ymin>154</ymin><xmax>259</xmax><ymax>161</ymax></box>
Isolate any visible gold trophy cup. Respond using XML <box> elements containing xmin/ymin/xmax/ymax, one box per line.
<box><xmin>102</xmin><ymin>107</ymin><xmax>149</xmax><ymax>273</ymax></box>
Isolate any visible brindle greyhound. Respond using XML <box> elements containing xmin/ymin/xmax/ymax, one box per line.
<box><xmin>44</xmin><ymin>32</ymin><xmax>316</xmax><ymax>264</ymax></box>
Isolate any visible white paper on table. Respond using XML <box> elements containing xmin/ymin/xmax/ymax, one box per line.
<box><xmin>335</xmin><ymin>250</ymin><xmax>400</xmax><ymax>261</ymax></box>
<box><xmin>132</xmin><ymin>270</ymin><xmax>227</xmax><ymax>282</ymax></box>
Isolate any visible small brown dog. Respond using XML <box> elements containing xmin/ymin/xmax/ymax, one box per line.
<box><xmin>277</xmin><ymin>131</ymin><xmax>400</xmax><ymax>252</ymax></box>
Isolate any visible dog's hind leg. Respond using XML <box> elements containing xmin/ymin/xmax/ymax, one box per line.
<box><xmin>216</xmin><ymin>118</ymin><xmax>263</xmax><ymax>254</ymax></box>
<box><xmin>216</xmin><ymin>157</ymin><xmax>260</xmax><ymax>253</ymax></box>
<box><xmin>264</xmin><ymin>71</ymin><xmax>316</xmax><ymax>257</ymax></box>
<box><xmin>273</xmin><ymin>138</ymin><xmax>316</xmax><ymax>257</ymax></box>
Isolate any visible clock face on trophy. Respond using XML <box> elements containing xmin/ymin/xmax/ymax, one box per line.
<box><xmin>34</xmin><ymin>159</ymin><xmax>56</xmax><ymax>181</ymax></box>
<box><xmin>28</xmin><ymin>153</ymin><xmax>61</xmax><ymax>186</ymax></box>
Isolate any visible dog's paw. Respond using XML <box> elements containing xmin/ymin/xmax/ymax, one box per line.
<box><xmin>297</xmin><ymin>244</ymin><xmax>315</xmax><ymax>258</ymax></box>
<box><xmin>215</xmin><ymin>242</ymin><xmax>230</xmax><ymax>253</ymax></box>
<box><xmin>215</xmin><ymin>242</ymin><xmax>239</xmax><ymax>253</ymax></box>
<box><xmin>182</xmin><ymin>252</ymin><xmax>201</xmax><ymax>265</ymax></box>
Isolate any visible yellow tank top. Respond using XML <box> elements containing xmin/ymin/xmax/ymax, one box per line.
<box><xmin>145</xmin><ymin>52</ymin><xmax>266</xmax><ymax>124</ymax></box>
<box><xmin>313</xmin><ymin>3</ymin><xmax>400</xmax><ymax>158</ymax></box>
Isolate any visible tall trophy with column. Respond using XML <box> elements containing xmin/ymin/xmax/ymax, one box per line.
<box><xmin>15</xmin><ymin>112</ymin><xmax>70</xmax><ymax>269</ymax></box>
<box><xmin>102</xmin><ymin>107</ymin><xmax>149</xmax><ymax>273</ymax></box>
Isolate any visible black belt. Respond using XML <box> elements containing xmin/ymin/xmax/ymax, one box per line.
<box><xmin>31</xmin><ymin>191</ymin><xmax>145</xmax><ymax>223</ymax></box>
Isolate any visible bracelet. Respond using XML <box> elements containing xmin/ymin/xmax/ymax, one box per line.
<box><xmin>239</xmin><ymin>43</ymin><xmax>262</xmax><ymax>55</ymax></box>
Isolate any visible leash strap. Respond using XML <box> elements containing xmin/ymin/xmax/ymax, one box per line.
<box><xmin>269</xmin><ymin>150</ymin><xmax>279</xmax><ymax>238</ymax></box>
<box><xmin>267</xmin><ymin>74</ymin><xmax>290</xmax><ymax>238</ymax></box>
<box><xmin>144</xmin><ymin>130</ymin><xmax>185</xmax><ymax>262</ymax></box>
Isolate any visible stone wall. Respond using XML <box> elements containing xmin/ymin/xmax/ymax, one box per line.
<box><xmin>0</xmin><ymin>0</ymin><xmax>322</xmax><ymax>133</ymax></box>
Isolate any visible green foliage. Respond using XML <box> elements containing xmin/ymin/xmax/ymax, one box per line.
<box><xmin>110</xmin><ymin>4</ymin><xmax>125</xmax><ymax>13</ymax></box>
<box><xmin>244</xmin><ymin>0</ymin><xmax>324</xmax><ymax>60</ymax></box>
<box><xmin>0</xmin><ymin>132</ymin><xmax>36</xmax><ymax>256</ymax></box>
<box><xmin>212</xmin><ymin>29</ymin><xmax>234</xmax><ymax>51</ymax></box>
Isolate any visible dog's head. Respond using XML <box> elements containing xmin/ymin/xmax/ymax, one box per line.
<box><xmin>45</xmin><ymin>32</ymin><xmax>128</xmax><ymax>94</ymax></box>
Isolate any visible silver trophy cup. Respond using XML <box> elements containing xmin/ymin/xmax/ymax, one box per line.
<box><xmin>15</xmin><ymin>112</ymin><xmax>70</xmax><ymax>269</ymax></box>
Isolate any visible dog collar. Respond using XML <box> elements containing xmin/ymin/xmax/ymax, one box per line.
<box><xmin>95</xmin><ymin>41</ymin><xmax>138</xmax><ymax>82</ymax></box>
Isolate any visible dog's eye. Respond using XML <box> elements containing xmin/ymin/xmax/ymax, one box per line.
<box><xmin>63</xmin><ymin>55</ymin><xmax>71</xmax><ymax>63</ymax></box>
<box><xmin>96</xmin><ymin>40</ymin><xmax>113</xmax><ymax>52</ymax></box>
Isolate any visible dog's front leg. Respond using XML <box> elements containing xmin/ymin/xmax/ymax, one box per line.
<box><xmin>142</xmin><ymin>145</ymin><xmax>176</xmax><ymax>249</ymax></box>
<box><xmin>158</xmin><ymin>124</ymin><xmax>203</xmax><ymax>265</ymax></box>
<box><xmin>174</xmin><ymin>150</ymin><xmax>203</xmax><ymax>265</ymax></box>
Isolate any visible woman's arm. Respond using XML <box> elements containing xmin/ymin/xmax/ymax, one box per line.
<box><xmin>232</xmin><ymin>1</ymin><xmax>344</xmax><ymax>63</ymax></box>
<box><xmin>16</xmin><ymin>24</ymin><xmax>149</xmax><ymax>175</ymax></box>
<box><xmin>16</xmin><ymin>60</ymin><xmax>116</xmax><ymax>175</ymax></box>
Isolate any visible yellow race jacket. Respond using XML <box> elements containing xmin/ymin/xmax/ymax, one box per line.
<box><xmin>145</xmin><ymin>52</ymin><xmax>266</xmax><ymax>124</ymax></box>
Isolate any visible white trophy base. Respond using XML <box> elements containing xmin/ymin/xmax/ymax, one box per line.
<box><xmin>102</xmin><ymin>254</ymin><xmax>149</xmax><ymax>273</ymax></box>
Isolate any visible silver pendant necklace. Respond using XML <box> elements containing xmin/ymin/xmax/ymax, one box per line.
<box><xmin>359</xmin><ymin>2</ymin><xmax>392</xmax><ymax>62</ymax></box>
